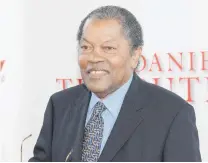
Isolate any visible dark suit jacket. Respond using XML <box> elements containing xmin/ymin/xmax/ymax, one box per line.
<box><xmin>29</xmin><ymin>73</ymin><xmax>201</xmax><ymax>162</ymax></box>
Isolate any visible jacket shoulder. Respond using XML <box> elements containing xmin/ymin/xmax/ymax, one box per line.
<box><xmin>50</xmin><ymin>84</ymin><xmax>88</xmax><ymax>107</ymax></box>
<box><xmin>141</xmin><ymin>79</ymin><xmax>192</xmax><ymax>112</ymax></box>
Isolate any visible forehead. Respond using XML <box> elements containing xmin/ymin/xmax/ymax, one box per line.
<box><xmin>82</xmin><ymin>18</ymin><xmax>124</xmax><ymax>42</ymax></box>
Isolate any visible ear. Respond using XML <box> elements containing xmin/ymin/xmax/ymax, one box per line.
<box><xmin>131</xmin><ymin>47</ymin><xmax>142</xmax><ymax>69</ymax></box>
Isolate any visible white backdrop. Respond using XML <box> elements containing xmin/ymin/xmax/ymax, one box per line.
<box><xmin>0</xmin><ymin>0</ymin><xmax>207</xmax><ymax>161</ymax></box>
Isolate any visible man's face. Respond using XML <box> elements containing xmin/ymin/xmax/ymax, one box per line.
<box><xmin>78</xmin><ymin>18</ymin><xmax>141</xmax><ymax>98</ymax></box>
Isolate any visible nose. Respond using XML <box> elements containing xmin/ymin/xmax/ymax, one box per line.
<box><xmin>88</xmin><ymin>48</ymin><xmax>104</xmax><ymax>63</ymax></box>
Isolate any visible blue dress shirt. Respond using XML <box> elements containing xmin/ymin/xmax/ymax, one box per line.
<box><xmin>85</xmin><ymin>74</ymin><xmax>133</xmax><ymax>155</ymax></box>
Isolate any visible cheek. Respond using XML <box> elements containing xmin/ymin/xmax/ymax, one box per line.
<box><xmin>78</xmin><ymin>55</ymin><xmax>88</xmax><ymax>69</ymax></box>
<box><xmin>110</xmin><ymin>55</ymin><xmax>127</xmax><ymax>70</ymax></box>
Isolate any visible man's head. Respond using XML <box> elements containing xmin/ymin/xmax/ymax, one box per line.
<box><xmin>77</xmin><ymin>5</ymin><xmax>143</xmax><ymax>98</ymax></box>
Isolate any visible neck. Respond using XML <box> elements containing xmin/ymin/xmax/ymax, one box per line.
<box><xmin>94</xmin><ymin>73</ymin><xmax>134</xmax><ymax>99</ymax></box>
<box><xmin>94</xmin><ymin>88</ymin><xmax>116</xmax><ymax>99</ymax></box>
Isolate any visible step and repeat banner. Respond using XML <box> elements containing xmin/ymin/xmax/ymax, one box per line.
<box><xmin>0</xmin><ymin>0</ymin><xmax>207</xmax><ymax>161</ymax></box>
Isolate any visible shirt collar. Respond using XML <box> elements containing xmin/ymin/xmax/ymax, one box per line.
<box><xmin>89</xmin><ymin>74</ymin><xmax>133</xmax><ymax>118</ymax></box>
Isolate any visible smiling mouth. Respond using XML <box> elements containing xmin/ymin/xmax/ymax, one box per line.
<box><xmin>87</xmin><ymin>70</ymin><xmax>109</xmax><ymax>78</ymax></box>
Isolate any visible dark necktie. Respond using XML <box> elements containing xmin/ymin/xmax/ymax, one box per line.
<box><xmin>82</xmin><ymin>101</ymin><xmax>107</xmax><ymax>162</ymax></box>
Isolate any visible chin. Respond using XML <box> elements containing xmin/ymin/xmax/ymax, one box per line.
<box><xmin>86</xmin><ymin>83</ymin><xmax>109</xmax><ymax>94</ymax></box>
<box><xmin>88</xmin><ymin>86</ymin><xmax>107</xmax><ymax>93</ymax></box>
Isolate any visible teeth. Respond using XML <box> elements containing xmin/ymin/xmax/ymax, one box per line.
<box><xmin>90</xmin><ymin>70</ymin><xmax>106</xmax><ymax>74</ymax></box>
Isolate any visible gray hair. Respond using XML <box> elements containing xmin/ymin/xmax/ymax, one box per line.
<box><xmin>76</xmin><ymin>5</ymin><xmax>144</xmax><ymax>51</ymax></box>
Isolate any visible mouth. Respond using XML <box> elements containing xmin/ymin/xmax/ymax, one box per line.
<box><xmin>86</xmin><ymin>69</ymin><xmax>109</xmax><ymax>78</ymax></box>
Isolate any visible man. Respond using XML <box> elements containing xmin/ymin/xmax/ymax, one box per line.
<box><xmin>29</xmin><ymin>5</ymin><xmax>201</xmax><ymax>162</ymax></box>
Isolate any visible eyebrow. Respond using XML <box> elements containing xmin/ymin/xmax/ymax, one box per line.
<box><xmin>82</xmin><ymin>38</ymin><xmax>91</xmax><ymax>44</ymax></box>
<box><xmin>82</xmin><ymin>37</ymin><xmax>116</xmax><ymax>44</ymax></box>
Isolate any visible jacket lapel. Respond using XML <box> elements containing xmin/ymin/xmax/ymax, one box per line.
<box><xmin>98</xmin><ymin>73</ymin><xmax>150</xmax><ymax>162</ymax></box>
<box><xmin>67</xmin><ymin>85</ymin><xmax>91</xmax><ymax>162</ymax></box>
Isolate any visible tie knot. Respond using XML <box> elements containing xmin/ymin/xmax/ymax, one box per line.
<box><xmin>93</xmin><ymin>101</ymin><xmax>107</xmax><ymax>116</ymax></box>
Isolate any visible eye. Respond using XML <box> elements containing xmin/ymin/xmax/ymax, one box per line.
<box><xmin>103</xmin><ymin>46</ymin><xmax>116</xmax><ymax>50</ymax></box>
<box><xmin>81</xmin><ymin>45</ymin><xmax>89</xmax><ymax>50</ymax></box>
<box><xmin>80</xmin><ymin>45</ymin><xmax>92</xmax><ymax>53</ymax></box>
<box><xmin>102</xmin><ymin>46</ymin><xmax>117</xmax><ymax>54</ymax></box>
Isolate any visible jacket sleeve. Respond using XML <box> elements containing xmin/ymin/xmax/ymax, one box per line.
<box><xmin>163</xmin><ymin>104</ymin><xmax>202</xmax><ymax>161</ymax></box>
<box><xmin>29</xmin><ymin>96</ymin><xmax>54</xmax><ymax>162</ymax></box>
